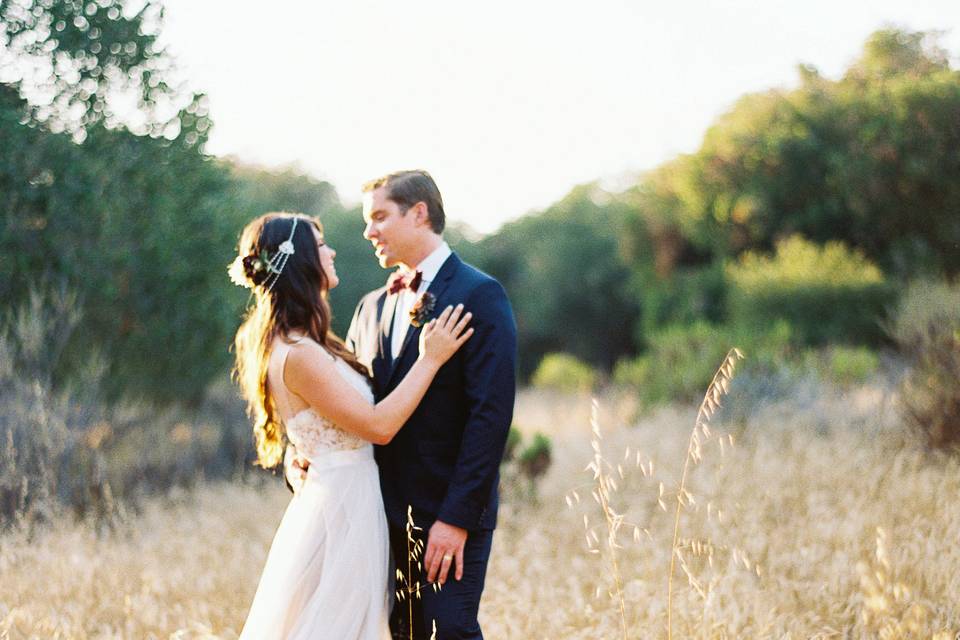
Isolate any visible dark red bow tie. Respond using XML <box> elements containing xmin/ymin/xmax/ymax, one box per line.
<box><xmin>387</xmin><ymin>270</ymin><xmax>423</xmax><ymax>295</ymax></box>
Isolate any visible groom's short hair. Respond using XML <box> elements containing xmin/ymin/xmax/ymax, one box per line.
<box><xmin>362</xmin><ymin>170</ymin><xmax>445</xmax><ymax>234</ymax></box>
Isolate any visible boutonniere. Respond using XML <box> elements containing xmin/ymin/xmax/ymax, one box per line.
<box><xmin>409</xmin><ymin>292</ymin><xmax>436</xmax><ymax>328</ymax></box>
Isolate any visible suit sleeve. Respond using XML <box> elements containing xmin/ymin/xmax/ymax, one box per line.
<box><xmin>437</xmin><ymin>279</ymin><xmax>517</xmax><ymax>529</ymax></box>
<box><xmin>345</xmin><ymin>294</ymin><xmax>365</xmax><ymax>354</ymax></box>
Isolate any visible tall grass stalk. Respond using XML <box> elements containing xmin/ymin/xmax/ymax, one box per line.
<box><xmin>667</xmin><ymin>348</ymin><xmax>743</xmax><ymax>640</ymax></box>
<box><xmin>5</xmin><ymin>386</ymin><xmax>960</xmax><ymax>636</ymax></box>
<box><xmin>587</xmin><ymin>398</ymin><xmax>628</xmax><ymax>640</ymax></box>
<box><xmin>396</xmin><ymin>505</ymin><xmax>425</xmax><ymax>639</ymax></box>
<box><xmin>569</xmin><ymin>398</ymin><xmax>652</xmax><ymax>637</ymax></box>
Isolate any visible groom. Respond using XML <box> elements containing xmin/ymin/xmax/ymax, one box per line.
<box><xmin>347</xmin><ymin>170</ymin><xmax>517</xmax><ymax>640</ymax></box>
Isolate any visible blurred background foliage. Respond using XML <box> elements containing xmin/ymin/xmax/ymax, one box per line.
<box><xmin>2</xmin><ymin>6</ymin><xmax>959</xmax><ymax>524</ymax></box>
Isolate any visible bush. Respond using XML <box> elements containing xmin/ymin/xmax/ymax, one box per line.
<box><xmin>636</xmin><ymin>263</ymin><xmax>727</xmax><ymax>339</ymax></box>
<box><xmin>612</xmin><ymin>356</ymin><xmax>652</xmax><ymax>390</ymax></box>
<box><xmin>502</xmin><ymin>426</ymin><xmax>523</xmax><ymax>463</ymax></box>
<box><xmin>0</xmin><ymin>289</ymin><xmax>258</xmax><ymax>527</ymax></box>
<box><xmin>0</xmin><ymin>112</ymin><xmax>245</xmax><ymax>404</ymax></box>
<box><xmin>820</xmin><ymin>346</ymin><xmax>881</xmax><ymax>387</ymax></box>
<box><xmin>887</xmin><ymin>281</ymin><xmax>960</xmax><ymax>451</ymax></box>
<box><xmin>1</xmin><ymin>288</ymin><xmax>100</xmax><ymax>526</ymax></box>
<box><xmin>518</xmin><ymin>433</ymin><xmax>552</xmax><ymax>482</ymax></box>
<box><xmin>499</xmin><ymin>429</ymin><xmax>553</xmax><ymax>500</ymax></box>
<box><xmin>727</xmin><ymin>235</ymin><xmax>896</xmax><ymax>346</ymax></box>
<box><xmin>614</xmin><ymin>320</ymin><xmax>794</xmax><ymax>407</ymax></box>
<box><xmin>531</xmin><ymin>353</ymin><xmax>598</xmax><ymax>392</ymax></box>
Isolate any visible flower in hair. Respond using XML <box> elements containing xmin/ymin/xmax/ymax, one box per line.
<box><xmin>228</xmin><ymin>250</ymin><xmax>270</xmax><ymax>288</ymax></box>
<box><xmin>228</xmin><ymin>254</ymin><xmax>253</xmax><ymax>288</ymax></box>
<box><xmin>227</xmin><ymin>217</ymin><xmax>300</xmax><ymax>292</ymax></box>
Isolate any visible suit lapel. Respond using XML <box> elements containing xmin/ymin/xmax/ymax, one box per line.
<box><xmin>380</xmin><ymin>291</ymin><xmax>398</xmax><ymax>357</ymax></box>
<box><xmin>387</xmin><ymin>253</ymin><xmax>462</xmax><ymax>388</ymax></box>
<box><xmin>372</xmin><ymin>291</ymin><xmax>397</xmax><ymax>396</ymax></box>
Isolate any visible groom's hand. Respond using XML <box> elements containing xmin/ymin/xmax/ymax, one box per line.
<box><xmin>283</xmin><ymin>445</ymin><xmax>310</xmax><ymax>492</ymax></box>
<box><xmin>425</xmin><ymin>520</ymin><xmax>467</xmax><ymax>585</ymax></box>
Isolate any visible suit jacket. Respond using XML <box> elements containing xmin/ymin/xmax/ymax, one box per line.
<box><xmin>346</xmin><ymin>252</ymin><xmax>517</xmax><ymax>531</ymax></box>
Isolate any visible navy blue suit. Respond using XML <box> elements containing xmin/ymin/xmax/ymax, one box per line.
<box><xmin>346</xmin><ymin>252</ymin><xmax>517</xmax><ymax>640</ymax></box>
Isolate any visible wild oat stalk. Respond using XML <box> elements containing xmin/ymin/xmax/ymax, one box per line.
<box><xmin>585</xmin><ymin>398</ymin><xmax>629</xmax><ymax>640</ymax></box>
<box><xmin>396</xmin><ymin>505</ymin><xmax>426</xmax><ymax>640</ymax></box>
<box><xmin>667</xmin><ymin>348</ymin><xmax>743</xmax><ymax>640</ymax></box>
<box><xmin>567</xmin><ymin>399</ymin><xmax>655</xmax><ymax>637</ymax></box>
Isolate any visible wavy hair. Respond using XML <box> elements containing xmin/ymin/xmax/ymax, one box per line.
<box><xmin>232</xmin><ymin>212</ymin><xmax>368</xmax><ymax>468</ymax></box>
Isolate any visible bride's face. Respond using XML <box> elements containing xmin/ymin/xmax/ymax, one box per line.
<box><xmin>313</xmin><ymin>226</ymin><xmax>339</xmax><ymax>290</ymax></box>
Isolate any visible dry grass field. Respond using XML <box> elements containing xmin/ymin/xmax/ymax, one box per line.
<box><xmin>2</xmin><ymin>385</ymin><xmax>959</xmax><ymax>639</ymax></box>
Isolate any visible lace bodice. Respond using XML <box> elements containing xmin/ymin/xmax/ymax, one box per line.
<box><xmin>270</xmin><ymin>339</ymin><xmax>374</xmax><ymax>461</ymax></box>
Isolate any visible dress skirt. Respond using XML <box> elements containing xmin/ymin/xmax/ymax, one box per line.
<box><xmin>239</xmin><ymin>445</ymin><xmax>392</xmax><ymax>640</ymax></box>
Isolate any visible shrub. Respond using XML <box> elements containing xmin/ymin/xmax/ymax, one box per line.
<box><xmin>727</xmin><ymin>235</ymin><xmax>895</xmax><ymax>346</ymax></box>
<box><xmin>1</xmin><ymin>288</ymin><xmax>93</xmax><ymax>526</ymax></box>
<box><xmin>0</xmin><ymin>116</ymin><xmax>245</xmax><ymax>405</ymax></box>
<box><xmin>502</xmin><ymin>426</ymin><xmax>523</xmax><ymax>463</ymax></box>
<box><xmin>887</xmin><ymin>281</ymin><xmax>960</xmax><ymax>451</ymax></box>
<box><xmin>612</xmin><ymin>355</ymin><xmax>652</xmax><ymax>390</ymax></box>
<box><xmin>0</xmin><ymin>288</ymin><xmax>258</xmax><ymax>527</ymax></box>
<box><xmin>614</xmin><ymin>320</ymin><xmax>794</xmax><ymax>407</ymax></box>
<box><xmin>821</xmin><ymin>346</ymin><xmax>881</xmax><ymax>386</ymax></box>
<box><xmin>518</xmin><ymin>433</ymin><xmax>552</xmax><ymax>482</ymax></box>
<box><xmin>531</xmin><ymin>353</ymin><xmax>598</xmax><ymax>392</ymax></box>
<box><xmin>636</xmin><ymin>263</ymin><xmax>727</xmax><ymax>339</ymax></box>
<box><xmin>500</xmin><ymin>429</ymin><xmax>553</xmax><ymax>500</ymax></box>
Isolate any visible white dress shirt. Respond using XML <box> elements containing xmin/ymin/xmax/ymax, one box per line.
<box><xmin>391</xmin><ymin>242</ymin><xmax>453</xmax><ymax>360</ymax></box>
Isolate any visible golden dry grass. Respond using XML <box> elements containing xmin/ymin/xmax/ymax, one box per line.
<box><xmin>2</xmin><ymin>386</ymin><xmax>959</xmax><ymax>639</ymax></box>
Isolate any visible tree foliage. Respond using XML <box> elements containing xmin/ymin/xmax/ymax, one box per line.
<box><xmin>635</xmin><ymin>27</ymin><xmax>960</xmax><ymax>278</ymax></box>
<box><xmin>472</xmin><ymin>183</ymin><xmax>640</xmax><ymax>376</ymax></box>
<box><xmin>2</xmin><ymin>1</ymin><xmax>229</xmax><ymax>402</ymax></box>
<box><xmin>1</xmin><ymin>86</ymin><xmax>240</xmax><ymax>402</ymax></box>
<box><xmin>726</xmin><ymin>235</ymin><xmax>894</xmax><ymax>345</ymax></box>
<box><xmin>3</xmin><ymin>25</ymin><xmax>958</xmax><ymax>402</ymax></box>
<box><xmin>1</xmin><ymin>0</ymin><xmax>201</xmax><ymax>139</ymax></box>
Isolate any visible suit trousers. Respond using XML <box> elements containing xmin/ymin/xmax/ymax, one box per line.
<box><xmin>388</xmin><ymin>523</ymin><xmax>493</xmax><ymax>640</ymax></box>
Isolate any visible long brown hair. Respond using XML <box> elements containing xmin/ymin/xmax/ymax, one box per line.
<box><xmin>232</xmin><ymin>212</ymin><xmax>368</xmax><ymax>468</ymax></box>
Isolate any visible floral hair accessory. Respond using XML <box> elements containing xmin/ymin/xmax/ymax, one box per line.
<box><xmin>228</xmin><ymin>217</ymin><xmax>300</xmax><ymax>293</ymax></box>
<box><xmin>409</xmin><ymin>291</ymin><xmax>436</xmax><ymax>328</ymax></box>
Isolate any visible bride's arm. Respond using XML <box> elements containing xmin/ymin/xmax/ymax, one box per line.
<box><xmin>284</xmin><ymin>305</ymin><xmax>473</xmax><ymax>445</ymax></box>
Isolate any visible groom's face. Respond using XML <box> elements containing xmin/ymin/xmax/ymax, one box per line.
<box><xmin>362</xmin><ymin>187</ymin><xmax>420</xmax><ymax>269</ymax></box>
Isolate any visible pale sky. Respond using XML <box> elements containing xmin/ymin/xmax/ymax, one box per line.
<box><xmin>160</xmin><ymin>0</ymin><xmax>959</xmax><ymax>234</ymax></box>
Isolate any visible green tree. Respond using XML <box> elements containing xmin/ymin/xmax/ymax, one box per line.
<box><xmin>1</xmin><ymin>0</ymin><xmax>201</xmax><ymax>139</ymax></box>
<box><xmin>726</xmin><ymin>235</ymin><xmax>894</xmax><ymax>345</ymax></box>
<box><xmin>0</xmin><ymin>95</ymin><xmax>241</xmax><ymax>402</ymax></box>
<box><xmin>1</xmin><ymin>1</ymin><xmax>233</xmax><ymax>403</ymax></box>
<box><xmin>474</xmin><ymin>183</ymin><xmax>640</xmax><ymax>376</ymax></box>
<box><xmin>639</xmin><ymin>28</ymin><xmax>960</xmax><ymax>277</ymax></box>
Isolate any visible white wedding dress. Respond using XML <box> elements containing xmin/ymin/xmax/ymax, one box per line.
<box><xmin>239</xmin><ymin>337</ymin><xmax>392</xmax><ymax>640</ymax></box>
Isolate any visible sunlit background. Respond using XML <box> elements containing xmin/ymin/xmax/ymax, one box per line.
<box><xmin>2</xmin><ymin>0</ymin><xmax>960</xmax><ymax>637</ymax></box>
<box><xmin>161</xmin><ymin>0</ymin><xmax>959</xmax><ymax>232</ymax></box>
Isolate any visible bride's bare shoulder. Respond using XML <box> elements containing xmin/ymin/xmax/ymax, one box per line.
<box><xmin>283</xmin><ymin>336</ymin><xmax>337</xmax><ymax>375</ymax></box>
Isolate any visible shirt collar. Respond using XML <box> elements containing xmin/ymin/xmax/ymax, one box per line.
<box><xmin>411</xmin><ymin>242</ymin><xmax>452</xmax><ymax>284</ymax></box>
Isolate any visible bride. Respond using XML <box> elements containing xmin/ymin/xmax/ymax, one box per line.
<box><xmin>229</xmin><ymin>212</ymin><xmax>473</xmax><ymax>639</ymax></box>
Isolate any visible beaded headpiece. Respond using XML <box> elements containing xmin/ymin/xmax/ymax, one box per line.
<box><xmin>228</xmin><ymin>217</ymin><xmax>299</xmax><ymax>294</ymax></box>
